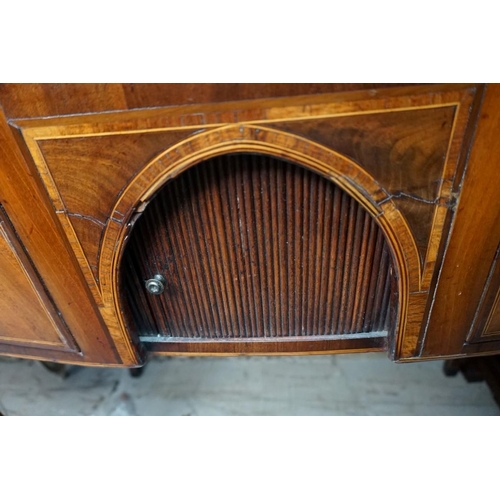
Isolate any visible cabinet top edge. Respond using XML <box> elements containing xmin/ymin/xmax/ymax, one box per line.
<box><xmin>0</xmin><ymin>83</ymin><xmax>481</xmax><ymax>123</ymax></box>
<box><xmin>8</xmin><ymin>83</ymin><xmax>480</xmax><ymax>137</ymax></box>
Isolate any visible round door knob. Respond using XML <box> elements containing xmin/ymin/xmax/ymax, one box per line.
<box><xmin>145</xmin><ymin>275</ymin><xmax>166</xmax><ymax>295</ymax></box>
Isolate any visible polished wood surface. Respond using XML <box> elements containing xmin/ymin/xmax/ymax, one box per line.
<box><xmin>269</xmin><ymin>106</ymin><xmax>456</xmax><ymax>267</ymax></box>
<box><xmin>0</xmin><ymin>106</ymin><xmax>139</xmax><ymax>365</ymax></box>
<box><xmin>106</xmin><ymin>123</ymin><xmax>419</xmax><ymax>358</ymax></box>
<box><xmin>466</xmin><ymin>242</ymin><xmax>500</xmax><ymax>341</ymax></box>
<box><xmin>422</xmin><ymin>84</ymin><xmax>500</xmax><ymax>358</ymax></box>
<box><xmin>485</xmin><ymin>299</ymin><xmax>500</xmax><ymax>337</ymax></box>
<box><xmin>10</xmin><ymin>84</ymin><xmax>476</xmax><ymax>360</ymax></box>
<box><xmin>0</xmin><ymin>83</ymin><xmax>498</xmax><ymax>365</ymax></box>
<box><xmin>38</xmin><ymin>130</ymin><xmax>195</xmax><ymax>279</ymax></box>
<box><xmin>0</xmin><ymin>84</ymin><xmax>416</xmax><ymax>120</ymax></box>
<box><xmin>0</xmin><ymin>209</ymin><xmax>77</xmax><ymax>351</ymax></box>
<box><xmin>121</xmin><ymin>153</ymin><xmax>395</xmax><ymax>352</ymax></box>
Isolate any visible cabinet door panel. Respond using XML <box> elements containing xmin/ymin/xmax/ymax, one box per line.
<box><xmin>486</xmin><ymin>303</ymin><xmax>500</xmax><ymax>337</ymax></box>
<box><xmin>0</xmin><ymin>211</ymin><xmax>77</xmax><ymax>352</ymax></box>
<box><xmin>468</xmin><ymin>242</ymin><xmax>500</xmax><ymax>343</ymax></box>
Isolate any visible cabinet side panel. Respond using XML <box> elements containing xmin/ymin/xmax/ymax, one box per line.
<box><xmin>0</xmin><ymin>211</ymin><xmax>75</xmax><ymax>350</ymax></box>
<box><xmin>423</xmin><ymin>84</ymin><xmax>500</xmax><ymax>357</ymax></box>
<box><xmin>0</xmin><ymin>107</ymin><xmax>137</xmax><ymax>365</ymax></box>
<box><xmin>466</xmin><ymin>242</ymin><xmax>500</xmax><ymax>341</ymax></box>
<box><xmin>485</xmin><ymin>298</ymin><xmax>500</xmax><ymax>336</ymax></box>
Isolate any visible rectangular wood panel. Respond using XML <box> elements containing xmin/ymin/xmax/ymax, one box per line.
<box><xmin>0</xmin><ymin>209</ymin><xmax>76</xmax><ymax>351</ymax></box>
<box><xmin>485</xmin><ymin>300</ymin><xmax>500</xmax><ymax>336</ymax></box>
<box><xmin>467</xmin><ymin>241</ymin><xmax>500</xmax><ymax>342</ymax></box>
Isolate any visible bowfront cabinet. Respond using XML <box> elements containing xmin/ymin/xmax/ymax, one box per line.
<box><xmin>1</xmin><ymin>83</ymin><xmax>500</xmax><ymax>367</ymax></box>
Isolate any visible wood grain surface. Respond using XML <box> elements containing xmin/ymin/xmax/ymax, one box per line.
<box><xmin>38</xmin><ymin>130</ymin><xmax>197</xmax><ymax>279</ymax></box>
<box><xmin>422</xmin><ymin>84</ymin><xmax>500</xmax><ymax>358</ymax></box>
<box><xmin>0</xmin><ymin>107</ymin><xmax>139</xmax><ymax>365</ymax></box>
<box><xmin>0</xmin><ymin>83</ymin><xmax>490</xmax><ymax>364</ymax></box>
<box><xmin>121</xmin><ymin>153</ymin><xmax>395</xmax><ymax>345</ymax></box>
<box><xmin>0</xmin><ymin>209</ymin><xmax>77</xmax><ymax>351</ymax></box>
<box><xmin>11</xmin><ymin>84</ymin><xmax>478</xmax><ymax>360</ymax></box>
<box><xmin>0</xmin><ymin>84</ymin><xmax>417</xmax><ymax>119</ymax></box>
<box><xmin>269</xmin><ymin>106</ymin><xmax>456</xmax><ymax>265</ymax></box>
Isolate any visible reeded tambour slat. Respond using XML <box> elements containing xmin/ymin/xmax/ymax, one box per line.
<box><xmin>121</xmin><ymin>153</ymin><xmax>394</xmax><ymax>340</ymax></box>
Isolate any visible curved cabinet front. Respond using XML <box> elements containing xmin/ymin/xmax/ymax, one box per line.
<box><xmin>12</xmin><ymin>83</ymin><xmax>479</xmax><ymax>362</ymax></box>
<box><xmin>120</xmin><ymin>153</ymin><xmax>396</xmax><ymax>354</ymax></box>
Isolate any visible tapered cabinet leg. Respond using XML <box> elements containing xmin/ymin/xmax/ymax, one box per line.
<box><xmin>39</xmin><ymin>361</ymin><xmax>80</xmax><ymax>379</ymax></box>
<box><xmin>129</xmin><ymin>364</ymin><xmax>147</xmax><ymax>378</ymax></box>
<box><xmin>443</xmin><ymin>359</ymin><xmax>463</xmax><ymax>377</ymax></box>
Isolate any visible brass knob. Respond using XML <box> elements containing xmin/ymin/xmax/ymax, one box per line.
<box><xmin>145</xmin><ymin>275</ymin><xmax>166</xmax><ymax>295</ymax></box>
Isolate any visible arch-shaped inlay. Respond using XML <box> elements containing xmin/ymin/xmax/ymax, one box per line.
<box><xmin>99</xmin><ymin>125</ymin><xmax>421</xmax><ymax>354</ymax></box>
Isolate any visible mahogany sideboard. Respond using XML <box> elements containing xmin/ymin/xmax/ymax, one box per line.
<box><xmin>1</xmin><ymin>83</ymin><xmax>499</xmax><ymax>368</ymax></box>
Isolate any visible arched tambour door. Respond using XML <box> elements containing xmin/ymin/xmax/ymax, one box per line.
<box><xmin>101</xmin><ymin>125</ymin><xmax>420</xmax><ymax>356</ymax></box>
<box><xmin>121</xmin><ymin>152</ymin><xmax>396</xmax><ymax>342</ymax></box>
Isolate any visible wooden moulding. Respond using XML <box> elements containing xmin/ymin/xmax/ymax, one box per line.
<box><xmin>105</xmin><ymin>125</ymin><xmax>419</xmax><ymax>358</ymax></box>
<box><xmin>12</xmin><ymin>84</ymin><xmax>479</xmax><ymax>360</ymax></box>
